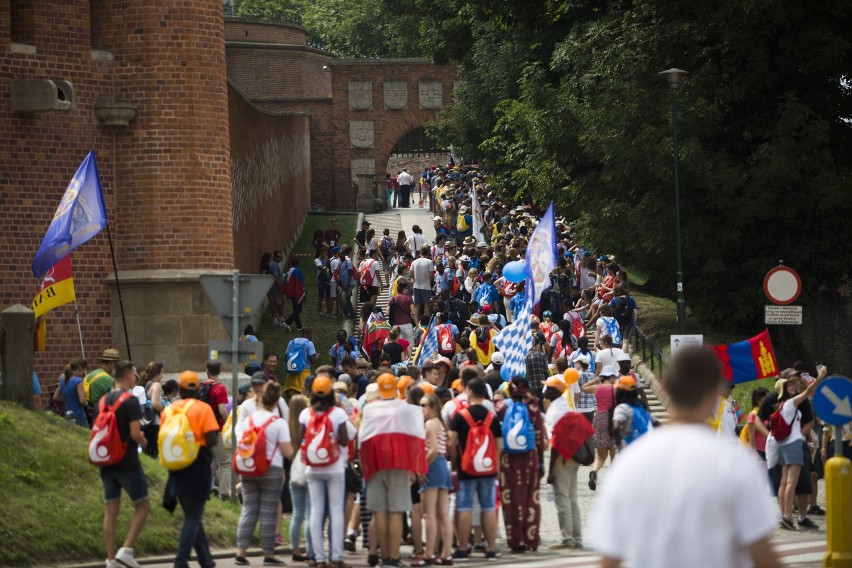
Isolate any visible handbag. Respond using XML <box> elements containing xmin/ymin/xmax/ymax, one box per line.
<box><xmin>345</xmin><ymin>462</ymin><xmax>363</xmax><ymax>494</ymax></box>
<box><xmin>290</xmin><ymin>451</ymin><xmax>307</xmax><ymax>486</ymax></box>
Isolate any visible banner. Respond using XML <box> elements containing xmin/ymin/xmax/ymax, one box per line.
<box><xmin>414</xmin><ymin>316</ymin><xmax>438</xmax><ymax>366</ymax></box>
<box><xmin>706</xmin><ymin>329</ymin><xmax>778</xmax><ymax>384</ymax></box>
<box><xmin>525</xmin><ymin>203</ymin><xmax>558</xmax><ymax>306</ymax></box>
<box><xmin>32</xmin><ymin>150</ymin><xmax>108</xmax><ymax>278</ymax></box>
<box><xmin>470</xmin><ymin>181</ymin><xmax>485</xmax><ymax>243</ymax></box>
<box><xmin>31</xmin><ymin>256</ymin><xmax>76</xmax><ymax>319</ymax></box>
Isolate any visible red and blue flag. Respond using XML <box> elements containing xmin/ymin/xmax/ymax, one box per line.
<box><xmin>707</xmin><ymin>329</ymin><xmax>778</xmax><ymax>384</ymax></box>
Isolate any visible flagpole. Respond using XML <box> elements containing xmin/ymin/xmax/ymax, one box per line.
<box><xmin>105</xmin><ymin>224</ymin><xmax>132</xmax><ymax>360</ymax></box>
<box><xmin>73</xmin><ymin>299</ymin><xmax>85</xmax><ymax>359</ymax></box>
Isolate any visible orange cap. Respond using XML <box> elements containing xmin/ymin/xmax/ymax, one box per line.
<box><xmin>564</xmin><ymin>368</ymin><xmax>580</xmax><ymax>385</ymax></box>
<box><xmin>178</xmin><ymin>370</ymin><xmax>200</xmax><ymax>390</ymax></box>
<box><xmin>617</xmin><ymin>375</ymin><xmax>637</xmax><ymax>391</ymax></box>
<box><xmin>397</xmin><ymin>376</ymin><xmax>415</xmax><ymax>398</ymax></box>
<box><xmin>451</xmin><ymin>378</ymin><xmax>463</xmax><ymax>393</ymax></box>
<box><xmin>376</xmin><ymin>373</ymin><xmax>397</xmax><ymax>399</ymax></box>
<box><xmin>545</xmin><ymin>375</ymin><xmax>567</xmax><ymax>393</ymax></box>
<box><xmin>312</xmin><ymin>375</ymin><xmax>334</xmax><ymax>396</ymax></box>
<box><xmin>419</xmin><ymin>382</ymin><xmax>435</xmax><ymax>395</ymax></box>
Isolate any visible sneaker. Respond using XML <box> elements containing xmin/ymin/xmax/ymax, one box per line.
<box><xmin>282</xmin><ymin>322</ymin><xmax>292</xmax><ymax>332</ymax></box>
<box><xmin>235</xmin><ymin>557</ymin><xmax>250</xmax><ymax>566</ymax></box>
<box><xmin>451</xmin><ymin>550</ymin><xmax>470</xmax><ymax>561</ymax></box>
<box><xmin>548</xmin><ymin>542</ymin><xmax>572</xmax><ymax>550</ymax></box>
<box><xmin>473</xmin><ymin>542</ymin><xmax>486</xmax><ymax>552</ymax></box>
<box><xmin>367</xmin><ymin>555</ymin><xmax>381</xmax><ymax>567</ymax></box>
<box><xmin>798</xmin><ymin>517</ymin><xmax>819</xmax><ymax>530</ymax></box>
<box><xmin>264</xmin><ymin>558</ymin><xmax>287</xmax><ymax>566</ymax></box>
<box><xmin>588</xmin><ymin>470</ymin><xmax>598</xmax><ymax>491</ymax></box>
<box><xmin>106</xmin><ymin>561</ymin><xmax>120</xmax><ymax>568</ymax></box>
<box><xmin>344</xmin><ymin>534</ymin><xmax>356</xmax><ymax>552</ymax></box>
<box><xmin>807</xmin><ymin>505</ymin><xmax>826</xmax><ymax>516</ymax></box>
<box><xmin>381</xmin><ymin>560</ymin><xmax>406</xmax><ymax>567</ymax></box>
<box><xmin>484</xmin><ymin>551</ymin><xmax>499</xmax><ymax>561</ymax></box>
<box><xmin>779</xmin><ymin>517</ymin><xmax>798</xmax><ymax>531</ymax></box>
<box><xmin>115</xmin><ymin>547</ymin><xmax>142</xmax><ymax>568</ymax></box>
<box><xmin>275</xmin><ymin>534</ymin><xmax>284</xmax><ymax>546</ymax></box>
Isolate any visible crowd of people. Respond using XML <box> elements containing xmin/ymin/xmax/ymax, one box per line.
<box><xmin>51</xmin><ymin>163</ymin><xmax>847</xmax><ymax>568</ymax></box>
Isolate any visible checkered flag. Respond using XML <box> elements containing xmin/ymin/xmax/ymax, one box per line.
<box><xmin>415</xmin><ymin>316</ymin><xmax>439</xmax><ymax>365</ymax></box>
<box><xmin>493</xmin><ymin>296</ymin><xmax>533</xmax><ymax>382</ymax></box>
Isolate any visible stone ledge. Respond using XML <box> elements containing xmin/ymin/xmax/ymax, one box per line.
<box><xmin>10</xmin><ymin>43</ymin><xmax>37</xmax><ymax>54</ymax></box>
<box><xmin>329</xmin><ymin>57</ymin><xmax>432</xmax><ymax>66</ymax></box>
<box><xmin>103</xmin><ymin>269</ymin><xmax>232</xmax><ymax>285</ymax></box>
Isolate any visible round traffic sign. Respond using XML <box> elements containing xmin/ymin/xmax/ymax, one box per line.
<box><xmin>763</xmin><ymin>266</ymin><xmax>802</xmax><ymax>305</ymax></box>
<box><xmin>813</xmin><ymin>376</ymin><xmax>852</xmax><ymax>426</ymax></box>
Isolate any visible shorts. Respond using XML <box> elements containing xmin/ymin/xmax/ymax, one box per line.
<box><xmin>317</xmin><ymin>281</ymin><xmax>329</xmax><ymax>299</ymax></box>
<box><xmin>101</xmin><ymin>468</ymin><xmax>149</xmax><ymax>504</ymax></box>
<box><xmin>413</xmin><ymin>288</ymin><xmax>431</xmax><ymax>306</ymax></box>
<box><xmin>769</xmin><ymin>441</ymin><xmax>812</xmax><ymax>496</ymax></box>
<box><xmin>367</xmin><ymin>285</ymin><xmax>379</xmax><ymax>298</ymax></box>
<box><xmin>366</xmin><ymin>469</ymin><xmax>412</xmax><ymax>512</ymax></box>
<box><xmin>422</xmin><ymin>455</ymin><xmax>452</xmax><ymax>491</ymax></box>
<box><xmin>411</xmin><ymin>480</ymin><xmax>422</xmax><ymax>505</ymax></box>
<box><xmin>283</xmin><ymin>369</ymin><xmax>312</xmax><ymax>395</ymax></box>
<box><xmin>456</xmin><ymin>476</ymin><xmax>496</xmax><ymax>513</ymax></box>
<box><xmin>778</xmin><ymin>440</ymin><xmax>805</xmax><ymax>466</ymax></box>
<box><xmin>329</xmin><ymin>283</ymin><xmax>339</xmax><ymax>298</ymax></box>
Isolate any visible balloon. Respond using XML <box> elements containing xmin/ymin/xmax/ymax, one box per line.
<box><xmin>564</xmin><ymin>368</ymin><xmax>580</xmax><ymax>385</ymax></box>
<box><xmin>503</xmin><ymin>260</ymin><xmax>526</xmax><ymax>283</ymax></box>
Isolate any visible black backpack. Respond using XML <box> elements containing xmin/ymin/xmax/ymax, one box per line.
<box><xmin>614</xmin><ymin>296</ymin><xmax>632</xmax><ymax>329</ymax></box>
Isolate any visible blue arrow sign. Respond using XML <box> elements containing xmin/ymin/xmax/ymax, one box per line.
<box><xmin>813</xmin><ymin>376</ymin><xmax>852</xmax><ymax>426</ymax></box>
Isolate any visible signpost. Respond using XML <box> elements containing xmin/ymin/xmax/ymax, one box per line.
<box><xmin>200</xmin><ymin>271</ymin><xmax>274</xmax><ymax>499</ymax></box>
<box><xmin>670</xmin><ymin>334</ymin><xmax>703</xmax><ymax>354</ymax></box>
<box><xmin>763</xmin><ymin>265</ymin><xmax>802</xmax><ymax>305</ymax></box>
<box><xmin>813</xmin><ymin>376</ymin><xmax>852</xmax><ymax>567</ymax></box>
<box><xmin>764</xmin><ymin>305</ymin><xmax>803</xmax><ymax>325</ymax></box>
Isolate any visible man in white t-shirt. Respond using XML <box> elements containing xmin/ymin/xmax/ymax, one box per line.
<box><xmin>410</xmin><ymin>245</ymin><xmax>435</xmax><ymax>323</ymax></box>
<box><xmin>588</xmin><ymin>346</ymin><xmax>781</xmax><ymax>568</ymax></box>
<box><xmin>405</xmin><ymin>225</ymin><xmax>428</xmax><ymax>253</ymax></box>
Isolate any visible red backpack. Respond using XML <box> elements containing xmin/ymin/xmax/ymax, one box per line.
<box><xmin>302</xmin><ymin>410</ymin><xmax>340</xmax><ymax>467</ymax></box>
<box><xmin>459</xmin><ymin>408</ymin><xmax>498</xmax><ymax>476</ymax></box>
<box><xmin>233</xmin><ymin>415</ymin><xmax>279</xmax><ymax>477</ymax></box>
<box><xmin>360</xmin><ymin>260</ymin><xmax>376</xmax><ymax>286</ymax></box>
<box><xmin>88</xmin><ymin>391</ymin><xmax>133</xmax><ymax>466</ymax></box>
<box><xmin>437</xmin><ymin>324</ymin><xmax>456</xmax><ymax>356</ymax></box>
<box><xmin>769</xmin><ymin>403</ymin><xmax>796</xmax><ymax>442</ymax></box>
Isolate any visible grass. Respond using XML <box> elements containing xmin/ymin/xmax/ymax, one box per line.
<box><xmin>257</xmin><ymin>213</ymin><xmax>358</xmax><ymax>376</ymax></box>
<box><xmin>0</xmin><ymin>401</ymin><xmax>244</xmax><ymax>567</ymax></box>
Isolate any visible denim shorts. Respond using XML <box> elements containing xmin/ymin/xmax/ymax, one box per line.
<box><xmin>422</xmin><ymin>455</ymin><xmax>452</xmax><ymax>491</ymax></box>
<box><xmin>778</xmin><ymin>440</ymin><xmax>805</xmax><ymax>466</ymax></box>
<box><xmin>101</xmin><ymin>468</ymin><xmax>149</xmax><ymax>503</ymax></box>
<box><xmin>456</xmin><ymin>476</ymin><xmax>496</xmax><ymax>512</ymax></box>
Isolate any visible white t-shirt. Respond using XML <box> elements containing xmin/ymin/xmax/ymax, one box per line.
<box><xmin>595</xmin><ymin>347</ymin><xmax>626</xmax><ymax>371</ymax></box>
<box><xmin>359</xmin><ymin>259</ymin><xmax>380</xmax><ymax>286</ymax></box>
<box><xmin>406</xmin><ymin>233</ymin><xmax>427</xmax><ymax>252</ymax></box>
<box><xmin>410</xmin><ymin>257</ymin><xmax>435</xmax><ymax>290</ymax></box>
<box><xmin>237</xmin><ymin>397</ymin><xmax>289</xmax><ymax>430</ymax></box>
<box><xmin>588</xmin><ymin>424</ymin><xmax>778</xmax><ymax>568</ymax></box>
<box><xmin>298</xmin><ymin>406</ymin><xmax>357</xmax><ymax>474</ymax></box>
<box><xmin>441</xmin><ymin>394</ymin><xmax>495</xmax><ymax>424</ymax></box>
<box><xmin>329</xmin><ymin>257</ymin><xmax>341</xmax><ymax>283</ymax></box>
<box><xmin>235</xmin><ymin>408</ymin><xmax>291</xmax><ymax>469</ymax></box>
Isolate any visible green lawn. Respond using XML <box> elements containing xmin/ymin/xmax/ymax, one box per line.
<box><xmin>257</xmin><ymin>213</ymin><xmax>358</xmax><ymax>377</ymax></box>
<box><xmin>0</xmin><ymin>402</ymin><xmax>243</xmax><ymax>566</ymax></box>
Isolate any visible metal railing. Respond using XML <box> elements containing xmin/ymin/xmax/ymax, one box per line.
<box><xmin>631</xmin><ymin>325</ymin><xmax>665</xmax><ymax>377</ymax></box>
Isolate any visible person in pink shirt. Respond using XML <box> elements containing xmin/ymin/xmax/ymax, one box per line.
<box><xmin>745</xmin><ymin>387</ymin><xmax>770</xmax><ymax>460</ymax></box>
<box><xmin>580</xmin><ymin>365</ymin><xmax>619</xmax><ymax>491</ymax></box>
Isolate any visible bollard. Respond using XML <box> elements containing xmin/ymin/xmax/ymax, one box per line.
<box><xmin>823</xmin><ymin>454</ymin><xmax>852</xmax><ymax>568</ymax></box>
<box><xmin>0</xmin><ymin>304</ymin><xmax>36</xmax><ymax>408</ymax></box>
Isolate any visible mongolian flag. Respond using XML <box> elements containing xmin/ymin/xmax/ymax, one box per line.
<box><xmin>31</xmin><ymin>256</ymin><xmax>76</xmax><ymax>319</ymax></box>
<box><xmin>544</xmin><ymin>396</ymin><xmax>594</xmax><ymax>460</ymax></box>
<box><xmin>706</xmin><ymin>329</ymin><xmax>779</xmax><ymax>384</ymax></box>
<box><xmin>32</xmin><ymin>150</ymin><xmax>108</xmax><ymax>278</ymax></box>
<box><xmin>358</xmin><ymin>398</ymin><xmax>426</xmax><ymax>482</ymax></box>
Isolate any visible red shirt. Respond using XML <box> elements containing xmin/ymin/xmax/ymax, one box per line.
<box><xmin>204</xmin><ymin>379</ymin><xmax>229</xmax><ymax>428</ymax></box>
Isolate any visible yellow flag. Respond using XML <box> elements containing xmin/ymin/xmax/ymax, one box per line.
<box><xmin>31</xmin><ymin>256</ymin><xmax>76</xmax><ymax>319</ymax></box>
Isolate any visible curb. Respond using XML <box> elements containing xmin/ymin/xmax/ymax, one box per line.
<box><xmin>60</xmin><ymin>547</ymin><xmax>294</xmax><ymax>568</ymax></box>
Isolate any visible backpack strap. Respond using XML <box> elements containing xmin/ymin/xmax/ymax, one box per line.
<box><xmin>460</xmin><ymin>407</ymin><xmax>476</xmax><ymax>428</ymax></box>
<box><xmin>104</xmin><ymin>390</ymin><xmax>132</xmax><ymax>413</ymax></box>
<box><xmin>482</xmin><ymin>411</ymin><xmax>494</xmax><ymax>429</ymax></box>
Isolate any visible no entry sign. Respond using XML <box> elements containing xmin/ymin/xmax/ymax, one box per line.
<box><xmin>763</xmin><ymin>266</ymin><xmax>802</xmax><ymax>306</ymax></box>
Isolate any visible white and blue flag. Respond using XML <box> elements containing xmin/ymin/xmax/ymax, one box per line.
<box><xmin>415</xmin><ymin>316</ymin><xmax>439</xmax><ymax>366</ymax></box>
<box><xmin>32</xmin><ymin>150</ymin><xmax>108</xmax><ymax>278</ymax></box>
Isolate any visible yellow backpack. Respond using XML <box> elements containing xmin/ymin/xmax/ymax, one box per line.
<box><xmin>457</xmin><ymin>214</ymin><xmax>469</xmax><ymax>232</ymax></box>
<box><xmin>739</xmin><ymin>409</ymin><xmax>757</xmax><ymax>446</ymax></box>
<box><xmin>158</xmin><ymin>400</ymin><xmax>199</xmax><ymax>470</ymax></box>
<box><xmin>83</xmin><ymin>369</ymin><xmax>110</xmax><ymax>402</ymax></box>
<box><xmin>221</xmin><ymin>407</ymin><xmax>240</xmax><ymax>451</ymax></box>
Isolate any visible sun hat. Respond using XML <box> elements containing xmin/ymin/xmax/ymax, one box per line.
<box><xmin>101</xmin><ymin>348</ymin><xmax>120</xmax><ymax>361</ymax></box>
<box><xmin>333</xmin><ymin>381</ymin><xmax>349</xmax><ymax>392</ymax></box>
<box><xmin>178</xmin><ymin>370</ymin><xmax>200</xmax><ymax>390</ymax></box>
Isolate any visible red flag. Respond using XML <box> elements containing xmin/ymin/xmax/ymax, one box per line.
<box><xmin>707</xmin><ymin>329</ymin><xmax>778</xmax><ymax>384</ymax></box>
<box><xmin>358</xmin><ymin>399</ymin><xmax>427</xmax><ymax>482</ymax></box>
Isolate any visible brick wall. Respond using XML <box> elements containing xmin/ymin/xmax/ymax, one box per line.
<box><xmin>224</xmin><ymin>18</ymin><xmax>307</xmax><ymax>45</ymax></box>
<box><xmin>229</xmin><ymin>82</ymin><xmax>312</xmax><ymax>274</ymax></box>
<box><xmin>226</xmin><ymin>46</ymin><xmax>332</xmax><ymax>101</ymax></box>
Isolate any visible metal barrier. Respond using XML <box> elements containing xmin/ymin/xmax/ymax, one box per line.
<box><xmin>631</xmin><ymin>325</ymin><xmax>665</xmax><ymax>377</ymax></box>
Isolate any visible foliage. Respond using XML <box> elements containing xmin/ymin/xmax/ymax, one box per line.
<box><xmin>0</xmin><ymin>401</ymin><xmax>242</xmax><ymax>566</ymax></box>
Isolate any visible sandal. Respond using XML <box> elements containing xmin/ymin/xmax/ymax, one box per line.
<box><xmin>588</xmin><ymin>470</ymin><xmax>597</xmax><ymax>491</ymax></box>
<box><xmin>433</xmin><ymin>558</ymin><xmax>453</xmax><ymax>566</ymax></box>
<box><xmin>410</xmin><ymin>559</ymin><xmax>430</xmax><ymax>567</ymax></box>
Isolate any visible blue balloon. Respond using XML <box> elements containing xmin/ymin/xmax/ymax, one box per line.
<box><xmin>503</xmin><ymin>260</ymin><xmax>526</xmax><ymax>283</ymax></box>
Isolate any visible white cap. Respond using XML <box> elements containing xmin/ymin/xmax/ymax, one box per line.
<box><xmin>616</xmin><ymin>352</ymin><xmax>631</xmax><ymax>362</ymax></box>
<box><xmin>600</xmin><ymin>365</ymin><xmax>618</xmax><ymax>377</ymax></box>
<box><xmin>491</xmin><ymin>352</ymin><xmax>505</xmax><ymax>365</ymax></box>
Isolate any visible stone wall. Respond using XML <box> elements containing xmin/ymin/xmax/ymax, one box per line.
<box><xmin>229</xmin><ymin>82</ymin><xmax>312</xmax><ymax>275</ymax></box>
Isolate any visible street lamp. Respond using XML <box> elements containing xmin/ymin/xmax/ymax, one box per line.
<box><xmin>658</xmin><ymin>68</ymin><xmax>688</xmax><ymax>334</ymax></box>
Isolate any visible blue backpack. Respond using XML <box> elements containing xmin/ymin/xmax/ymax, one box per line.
<box><xmin>502</xmin><ymin>400</ymin><xmax>536</xmax><ymax>454</ymax></box>
<box><xmin>285</xmin><ymin>338</ymin><xmax>310</xmax><ymax>373</ymax></box>
<box><xmin>602</xmin><ymin>317</ymin><xmax>622</xmax><ymax>346</ymax></box>
<box><xmin>623</xmin><ymin>404</ymin><xmax>652</xmax><ymax>445</ymax></box>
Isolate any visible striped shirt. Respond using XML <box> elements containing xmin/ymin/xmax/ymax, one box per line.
<box><xmin>576</xmin><ymin>370</ymin><xmax>597</xmax><ymax>413</ymax></box>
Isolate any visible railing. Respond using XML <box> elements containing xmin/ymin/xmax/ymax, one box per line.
<box><xmin>223</xmin><ymin>3</ymin><xmax>303</xmax><ymax>25</ymax></box>
<box><xmin>631</xmin><ymin>325</ymin><xmax>664</xmax><ymax>377</ymax></box>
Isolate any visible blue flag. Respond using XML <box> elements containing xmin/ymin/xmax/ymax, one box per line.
<box><xmin>493</xmin><ymin>294</ymin><xmax>533</xmax><ymax>382</ymax></box>
<box><xmin>415</xmin><ymin>316</ymin><xmax>439</xmax><ymax>366</ymax></box>
<box><xmin>525</xmin><ymin>203</ymin><xmax>557</xmax><ymax>306</ymax></box>
<box><xmin>32</xmin><ymin>150</ymin><xmax>108</xmax><ymax>278</ymax></box>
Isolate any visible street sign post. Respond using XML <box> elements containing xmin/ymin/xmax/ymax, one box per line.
<box><xmin>764</xmin><ymin>305</ymin><xmax>803</xmax><ymax>325</ymax></box>
<box><xmin>200</xmin><ymin>271</ymin><xmax>273</xmax><ymax>501</ymax></box>
<box><xmin>814</xmin><ymin>376</ymin><xmax>852</xmax><ymax>428</ymax></box>
<box><xmin>670</xmin><ymin>334</ymin><xmax>703</xmax><ymax>354</ymax></box>
<box><xmin>208</xmin><ymin>339</ymin><xmax>263</xmax><ymax>365</ymax></box>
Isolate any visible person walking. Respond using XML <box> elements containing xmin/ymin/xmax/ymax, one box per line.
<box><xmin>95</xmin><ymin>360</ymin><xmax>150</xmax><ymax>568</ymax></box>
<box><xmin>498</xmin><ymin>377</ymin><xmax>545</xmax><ymax>553</ymax></box>
<box><xmin>160</xmin><ymin>371</ymin><xmax>220</xmax><ymax>568</ymax></box>
<box><xmin>397</xmin><ymin>168</ymin><xmax>414</xmax><ymax>208</ymax></box>
<box><xmin>581</xmin><ymin>365</ymin><xmax>618</xmax><ymax>491</ymax></box>
<box><xmin>588</xmin><ymin>347</ymin><xmax>781</xmax><ymax>568</ymax></box>
<box><xmin>233</xmin><ymin>381</ymin><xmax>294</xmax><ymax>566</ymax></box>
<box><xmin>298</xmin><ymin>370</ymin><xmax>357</xmax><ymax>568</ymax></box>
<box><xmin>287</xmin><ymin>395</ymin><xmax>313</xmax><ymax>563</ymax></box>
<box><xmin>418</xmin><ymin>393</ymin><xmax>454</xmax><ymax>566</ymax></box>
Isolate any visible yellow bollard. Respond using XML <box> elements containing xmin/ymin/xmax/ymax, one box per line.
<box><xmin>823</xmin><ymin>456</ymin><xmax>852</xmax><ymax>568</ymax></box>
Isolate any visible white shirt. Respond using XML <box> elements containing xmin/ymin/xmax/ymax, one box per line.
<box><xmin>237</xmin><ymin>397</ymin><xmax>288</xmax><ymax>431</ymax></box>
<box><xmin>397</xmin><ymin>171</ymin><xmax>414</xmax><ymax>186</ymax></box>
<box><xmin>329</xmin><ymin>258</ymin><xmax>341</xmax><ymax>283</ymax></box>
<box><xmin>406</xmin><ymin>233</ymin><xmax>427</xmax><ymax>252</ymax></box>
<box><xmin>595</xmin><ymin>347</ymin><xmax>626</xmax><ymax>371</ymax></box>
<box><xmin>441</xmin><ymin>394</ymin><xmax>495</xmax><ymax>424</ymax></box>
<box><xmin>588</xmin><ymin>424</ymin><xmax>778</xmax><ymax>568</ymax></box>
<box><xmin>765</xmin><ymin>398</ymin><xmax>805</xmax><ymax>468</ymax></box>
<box><xmin>359</xmin><ymin>259</ymin><xmax>380</xmax><ymax>286</ymax></box>
<box><xmin>298</xmin><ymin>406</ymin><xmax>357</xmax><ymax>474</ymax></box>
<box><xmin>411</xmin><ymin>257</ymin><xmax>435</xmax><ymax>290</ymax></box>
<box><xmin>235</xmin><ymin>408</ymin><xmax>291</xmax><ymax>469</ymax></box>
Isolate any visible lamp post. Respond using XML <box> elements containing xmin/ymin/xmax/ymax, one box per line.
<box><xmin>658</xmin><ymin>68</ymin><xmax>688</xmax><ymax>334</ymax></box>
